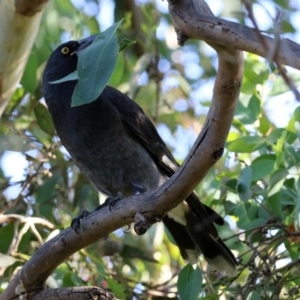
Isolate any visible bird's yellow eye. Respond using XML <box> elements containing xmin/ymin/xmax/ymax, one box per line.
<box><xmin>61</xmin><ymin>47</ymin><xmax>70</xmax><ymax>55</ymax></box>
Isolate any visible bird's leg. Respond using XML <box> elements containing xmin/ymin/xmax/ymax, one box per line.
<box><xmin>96</xmin><ymin>184</ymin><xmax>146</xmax><ymax>213</ymax></box>
<box><xmin>95</xmin><ymin>192</ymin><xmax>125</xmax><ymax>212</ymax></box>
<box><xmin>70</xmin><ymin>192</ymin><xmax>124</xmax><ymax>234</ymax></box>
<box><xmin>71</xmin><ymin>191</ymin><xmax>124</xmax><ymax>233</ymax></box>
<box><xmin>71</xmin><ymin>209</ymin><xmax>91</xmax><ymax>234</ymax></box>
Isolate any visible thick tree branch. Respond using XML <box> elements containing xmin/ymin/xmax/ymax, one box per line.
<box><xmin>12</xmin><ymin>286</ymin><xmax>117</xmax><ymax>300</ymax></box>
<box><xmin>0</xmin><ymin>0</ymin><xmax>243</xmax><ymax>299</ymax></box>
<box><xmin>0</xmin><ymin>0</ymin><xmax>48</xmax><ymax>116</ymax></box>
<box><xmin>168</xmin><ymin>0</ymin><xmax>300</xmax><ymax>70</ymax></box>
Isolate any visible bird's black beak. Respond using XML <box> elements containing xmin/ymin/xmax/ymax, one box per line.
<box><xmin>74</xmin><ymin>34</ymin><xmax>98</xmax><ymax>56</ymax></box>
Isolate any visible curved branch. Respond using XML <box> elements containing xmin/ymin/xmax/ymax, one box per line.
<box><xmin>168</xmin><ymin>0</ymin><xmax>300</xmax><ymax>70</ymax></box>
<box><xmin>0</xmin><ymin>0</ymin><xmax>243</xmax><ymax>299</ymax></box>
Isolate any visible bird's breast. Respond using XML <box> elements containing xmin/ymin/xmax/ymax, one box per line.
<box><xmin>56</xmin><ymin>106</ymin><xmax>161</xmax><ymax>197</ymax></box>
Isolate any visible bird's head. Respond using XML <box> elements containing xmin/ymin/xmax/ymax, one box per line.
<box><xmin>43</xmin><ymin>41</ymin><xmax>80</xmax><ymax>83</ymax></box>
<box><xmin>43</xmin><ymin>35</ymin><xmax>97</xmax><ymax>84</ymax></box>
<box><xmin>42</xmin><ymin>35</ymin><xmax>97</xmax><ymax>111</ymax></box>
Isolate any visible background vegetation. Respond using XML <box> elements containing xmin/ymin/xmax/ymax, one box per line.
<box><xmin>1</xmin><ymin>0</ymin><xmax>300</xmax><ymax>299</ymax></box>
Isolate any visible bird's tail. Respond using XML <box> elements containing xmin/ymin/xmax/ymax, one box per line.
<box><xmin>163</xmin><ymin>196</ymin><xmax>237</xmax><ymax>276</ymax></box>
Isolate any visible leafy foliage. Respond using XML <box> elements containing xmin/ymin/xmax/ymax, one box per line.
<box><xmin>1</xmin><ymin>0</ymin><xmax>300</xmax><ymax>299</ymax></box>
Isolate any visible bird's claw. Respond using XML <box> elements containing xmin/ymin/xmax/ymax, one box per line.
<box><xmin>71</xmin><ymin>209</ymin><xmax>90</xmax><ymax>234</ymax></box>
<box><xmin>96</xmin><ymin>192</ymin><xmax>124</xmax><ymax>212</ymax></box>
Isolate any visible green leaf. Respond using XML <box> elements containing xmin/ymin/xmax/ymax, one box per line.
<box><xmin>239</xmin><ymin>166</ymin><xmax>252</xmax><ymax>187</ymax></box>
<box><xmin>235</xmin><ymin>202</ymin><xmax>249</xmax><ymax>227</ymax></box>
<box><xmin>177</xmin><ymin>264</ymin><xmax>194</xmax><ymax>299</ymax></box>
<box><xmin>178</xmin><ymin>265</ymin><xmax>202</xmax><ymax>300</ymax></box>
<box><xmin>251</xmin><ymin>155</ymin><xmax>276</xmax><ymax>181</ymax></box>
<box><xmin>106</xmin><ymin>277</ymin><xmax>126</xmax><ymax>299</ymax></box>
<box><xmin>21</xmin><ymin>54</ymin><xmax>38</xmax><ymax>93</ymax></box>
<box><xmin>0</xmin><ymin>134</ymin><xmax>33</xmax><ymax>152</ymax></box>
<box><xmin>69</xmin><ymin>82</ymin><xmax>83</xmax><ymax>107</ymax></box>
<box><xmin>108</xmin><ymin>54</ymin><xmax>125</xmax><ymax>86</ymax></box>
<box><xmin>241</xmin><ymin>56</ymin><xmax>269</xmax><ymax>93</ymax></box>
<box><xmin>285</xmin><ymin>144</ymin><xmax>300</xmax><ymax>168</ymax></box>
<box><xmin>184</xmin><ymin>267</ymin><xmax>202</xmax><ymax>300</ymax></box>
<box><xmin>270</xmin><ymin>73</ymin><xmax>300</xmax><ymax>96</ymax></box>
<box><xmin>119</xmin><ymin>38</ymin><xmax>136</xmax><ymax>52</ymax></box>
<box><xmin>235</xmin><ymin>203</ymin><xmax>265</xmax><ymax>230</ymax></box>
<box><xmin>237</xmin><ymin>167</ymin><xmax>252</xmax><ymax>201</ymax></box>
<box><xmin>63</xmin><ymin>272</ymin><xmax>82</xmax><ymax>287</ymax></box>
<box><xmin>0</xmin><ymin>224</ymin><xmax>14</xmax><ymax>253</ymax></box>
<box><xmin>72</xmin><ymin>19</ymin><xmax>123</xmax><ymax>106</ymax></box>
<box><xmin>246</xmin><ymin>291</ymin><xmax>262</xmax><ymax>300</ymax></box>
<box><xmin>236</xmin><ymin>94</ymin><xmax>261</xmax><ymax>124</ymax></box>
<box><xmin>227</xmin><ymin>136</ymin><xmax>265</xmax><ymax>153</ymax></box>
<box><xmin>293</xmin><ymin>106</ymin><xmax>300</xmax><ymax>122</ymax></box>
<box><xmin>269</xmin><ymin>168</ymin><xmax>289</xmax><ymax>188</ymax></box>
<box><xmin>267</xmin><ymin>192</ymin><xmax>283</xmax><ymax>219</ymax></box>
<box><xmin>286</xmin><ymin>106</ymin><xmax>300</xmax><ymax>139</ymax></box>
<box><xmin>258</xmin><ymin>115</ymin><xmax>271</xmax><ymax>135</ymax></box>
<box><xmin>34</xmin><ymin>102</ymin><xmax>55</xmax><ymax>136</ymax></box>
<box><xmin>36</xmin><ymin>172</ymin><xmax>62</xmax><ymax>205</ymax></box>
<box><xmin>285</xmin><ymin>240</ymin><xmax>300</xmax><ymax>260</ymax></box>
<box><xmin>50</xmin><ymin>71</ymin><xmax>78</xmax><ymax>84</ymax></box>
<box><xmin>294</xmin><ymin>180</ymin><xmax>300</xmax><ymax>231</ymax></box>
<box><xmin>268</xmin><ymin>176</ymin><xmax>287</xmax><ymax>198</ymax></box>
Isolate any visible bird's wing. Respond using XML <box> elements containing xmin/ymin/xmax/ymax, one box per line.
<box><xmin>105</xmin><ymin>86</ymin><xmax>237</xmax><ymax>275</ymax></box>
<box><xmin>105</xmin><ymin>87</ymin><xmax>178</xmax><ymax>175</ymax></box>
<box><xmin>105</xmin><ymin>86</ymin><xmax>224</xmax><ymax>228</ymax></box>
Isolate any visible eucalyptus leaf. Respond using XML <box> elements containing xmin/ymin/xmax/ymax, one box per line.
<box><xmin>178</xmin><ymin>265</ymin><xmax>202</xmax><ymax>300</ymax></box>
<box><xmin>34</xmin><ymin>102</ymin><xmax>55</xmax><ymax>136</ymax></box>
<box><xmin>227</xmin><ymin>136</ymin><xmax>265</xmax><ymax>153</ymax></box>
<box><xmin>246</xmin><ymin>291</ymin><xmax>262</xmax><ymax>300</ymax></box>
<box><xmin>49</xmin><ymin>71</ymin><xmax>78</xmax><ymax>84</ymax></box>
<box><xmin>177</xmin><ymin>264</ymin><xmax>194</xmax><ymax>299</ymax></box>
<box><xmin>70</xmin><ymin>83</ymin><xmax>83</xmax><ymax>107</ymax></box>
<box><xmin>267</xmin><ymin>192</ymin><xmax>283</xmax><ymax>219</ymax></box>
<box><xmin>184</xmin><ymin>267</ymin><xmax>202</xmax><ymax>300</ymax></box>
<box><xmin>251</xmin><ymin>155</ymin><xmax>276</xmax><ymax>181</ymax></box>
<box><xmin>237</xmin><ymin>167</ymin><xmax>252</xmax><ymax>201</ymax></box>
<box><xmin>72</xmin><ymin>19</ymin><xmax>123</xmax><ymax>106</ymax></box>
<box><xmin>21</xmin><ymin>53</ymin><xmax>38</xmax><ymax>93</ymax></box>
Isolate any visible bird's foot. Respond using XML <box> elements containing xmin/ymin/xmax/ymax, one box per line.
<box><xmin>95</xmin><ymin>192</ymin><xmax>125</xmax><ymax>212</ymax></box>
<box><xmin>134</xmin><ymin>212</ymin><xmax>162</xmax><ymax>235</ymax></box>
<box><xmin>71</xmin><ymin>209</ymin><xmax>90</xmax><ymax>234</ymax></box>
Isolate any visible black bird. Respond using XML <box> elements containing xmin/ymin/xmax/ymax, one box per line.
<box><xmin>42</xmin><ymin>36</ymin><xmax>237</xmax><ymax>276</ymax></box>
